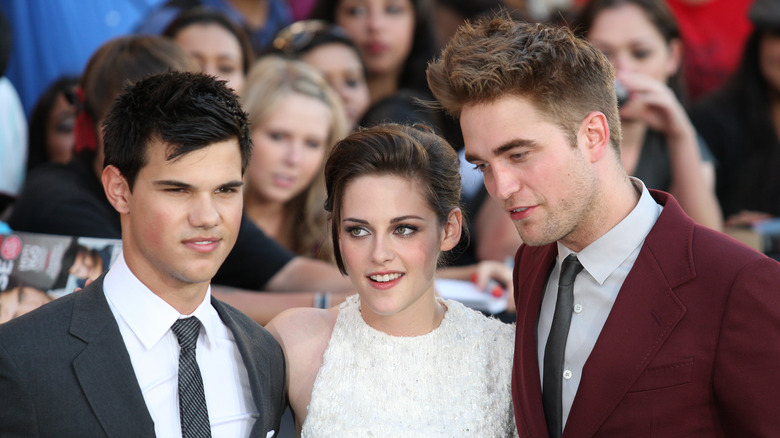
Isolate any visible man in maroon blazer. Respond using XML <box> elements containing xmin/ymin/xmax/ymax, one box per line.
<box><xmin>427</xmin><ymin>15</ymin><xmax>780</xmax><ymax>437</ymax></box>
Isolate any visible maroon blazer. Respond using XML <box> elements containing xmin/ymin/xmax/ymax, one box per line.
<box><xmin>512</xmin><ymin>190</ymin><xmax>780</xmax><ymax>437</ymax></box>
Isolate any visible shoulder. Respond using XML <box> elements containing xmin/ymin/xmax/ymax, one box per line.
<box><xmin>648</xmin><ymin>195</ymin><xmax>779</xmax><ymax>281</ymax></box>
<box><xmin>0</xmin><ymin>290</ymin><xmax>79</xmax><ymax>355</ymax></box>
<box><xmin>266</xmin><ymin>306</ymin><xmax>338</xmax><ymax>354</ymax></box>
<box><xmin>444</xmin><ymin>300</ymin><xmax>515</xmax><ymax>350</ymax></box>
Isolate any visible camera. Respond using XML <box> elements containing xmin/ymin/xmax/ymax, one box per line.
<box><xmin>615</xmin><ymin>80</ymin><xmax>629</xmax><ymax>107</ymax></box>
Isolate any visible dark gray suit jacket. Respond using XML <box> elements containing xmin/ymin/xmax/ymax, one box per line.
<box><xmin>0</xmin><ymin>276</ymin><xmax>286</xmax><ymax>437</ymax></box>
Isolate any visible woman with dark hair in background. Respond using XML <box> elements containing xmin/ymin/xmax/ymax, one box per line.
<box><xmin>26</xmin><ymin>76</ymin><xmax>79</xmax><ymax>171</ymax></box>
<box><xmin>163</xmin><ymin>7</ymin><xmax>254</xmax><ymax>96</ymax></box>
<box><xmin>136</xmin><ymin>0</ymin><xmax>292</xmax><ymax>55</ymax></box>
<box><xmin>309</xmin><ymin>0</ymin><xmax>440</xmax><ymax>128</ymax></box>
<box><xmin>272</xmin><ymin>20</ymin><xmax>371</xmax><ymax>130</ymax></box>
<box><xmin>573</xmin><ymin>0</ymin><xmax>723</xmax><ymax>230</ymax></box>
<box><xmin>690</xmin><ymin>0</ymin><xmax>780</xmax><ymax>229</ymax></box>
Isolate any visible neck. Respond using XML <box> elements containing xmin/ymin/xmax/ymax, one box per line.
<box><xmin>361</xmin><ymin>289</ymin><xmax>446</xmax><ymax>337</ymax></box>
<box><xmin>367</xmin><ymin>70</ymin><xmax>401</xmax><ymax>105</ymax></box>
<box><xmin>563</xmin><ymin>163</ymin><xmax>640</xmax><ymax>253</ymax></box>
<box><xmin>618</xmin><ymin>120</ymin><xmax>647</xmax><ymax>175</ymax></box>
<box><xmin>122</xmin><ymin>251</ymin><xmax>209</xmax><ymax>315</ymax></box>
<box><xmin>244</xmin><ymin>194</ymin><xmax>291</xmax><ymax>247</ymax></box>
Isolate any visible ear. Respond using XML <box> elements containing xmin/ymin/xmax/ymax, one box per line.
<box><xmin>440</xmin><ymin>207</ymin><xmax>463</xmax><ymax>252</ymax></box>
<box><xmin>102</xmin><ymin>165</ymin><xmax>131</xmax><ymax>214</ymax></box>
<box><xmin>666</xmin><ymin>38</ymin><xmax>683</xmax><ymax>77</ymax></box>
<box><xmin>578</xmin><ymin>111</ymin><xmax>611</xmax><ymax>163</ymax></box>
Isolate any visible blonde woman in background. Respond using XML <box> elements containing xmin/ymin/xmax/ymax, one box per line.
<box><xmin>242</xmin><ymin>56</ymin><xmax>348</xmax><ymax>260</ymax></box>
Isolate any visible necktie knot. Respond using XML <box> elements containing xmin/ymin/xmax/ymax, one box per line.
<box><xmin>172</xmin><ymin>317</ymin><xmax>201</xmax><ymax>351</ymax></box>
<box><xmin>559</xmin><ymin>254</ymin><xmax>584</xmax><ymax>288</ymax></box>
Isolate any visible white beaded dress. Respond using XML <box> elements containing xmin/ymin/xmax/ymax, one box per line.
<box><xmin>301</xmin><ymin>294</ymin><xmax>518</xmax><ymax>437</ymax></box>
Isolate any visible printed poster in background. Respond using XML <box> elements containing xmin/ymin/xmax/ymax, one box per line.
<box><xmin>0</xmin><ymin>230</ymin><xmax>122</xmax><ymax>323</ymax></box>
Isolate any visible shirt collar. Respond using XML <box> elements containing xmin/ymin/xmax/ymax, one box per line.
<box><xmin>104</xmin><ymin>252</ymin><xmax>218</xmax><ymax>350</ymax></box>
<box><xmin>557</xmin><ymin>178</ymin><xmax>662</xmax><ymax>284</ymax></box>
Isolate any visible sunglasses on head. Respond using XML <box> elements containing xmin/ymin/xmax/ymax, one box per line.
<box><xmin>272</xmin><ymin>20</ymin><xmax>353</xmax><ymax>54</ymax></box>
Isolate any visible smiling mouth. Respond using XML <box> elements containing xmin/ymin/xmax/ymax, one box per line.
<box><xmin>369</xmin><ymin>273</ymin><xmax>403</xmax><ymax>282</ymax></box>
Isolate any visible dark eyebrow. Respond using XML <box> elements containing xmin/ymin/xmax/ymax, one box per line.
<box><xmin>153</xmin><ymin>180</ymin><xmax>192</xmax><ymax>189</ymax></box>
<box><xmin>343</xmin><ymin>217</ymin><xmax>368</xmax><ymax>225</ymax></box>
<box><xmin>220</xmin><ymin>181</ymin><xmax>244</xmax><ymax>190</ymax></box>
<box><xmin>342</xmin><ymin>215</ymin><xmax>424</xmax><ymax>225</ymax></box>
<box><xmin>153</xmin><ymin>180</ymin><xmax>244</xmax><ymax>190</ymax></box>
<box><xmin>465</xmin><ymin>138</ymin><xmax>536</xmax><ymax>163</ymax></box>
<box><xmin>390</xmin><ymin>215</ymin><xmax>423</xmax><ymax>224</ymax></box>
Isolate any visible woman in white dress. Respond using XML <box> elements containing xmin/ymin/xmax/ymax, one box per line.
<box><xmin>266</xmin><ymin>123</ymin><xmax>518</xmax><ymax>437</ymax></box>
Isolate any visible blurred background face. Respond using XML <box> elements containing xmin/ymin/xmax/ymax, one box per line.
<box><xmin>760</xmin><ymin>33</ymin><xmax>780</xmax><ymax>93</ymax></box>
<box><xmin>301</xmin><ymin>42</ymin><xmax>370</xmax><ymax>129</ymax></box>
<box><xmin>173</xmin><ymin>23</ymin><xmax>246</xmax><ymax>95</ymax></box>
<box><xmin>247</xmin><ymin>93</ymin><xmax>332</xmax><ymax>205</ymax></box>
<box><xmin>586</xmin><ymin>3</ymin><xmax>679</xmax><ymax>82</ymax></box>
<box><xmin>334</xmin><ymin>0</ymin><xmax>415</xmax><ymax>78</ymax></box>
<box><xmin>0</xmin><ymin>286</ymin><xmax>52</xmax><ymax>323</ymax></box>
<box><xmin>47</xmin><ymin>90</ymin><xmax>76</xmax><ymax>164</ymax></box>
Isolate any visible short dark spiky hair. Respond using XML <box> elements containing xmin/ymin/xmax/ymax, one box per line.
<box><xmin>102</xmin><ymin>71</ymin><xmax>252</xmax><ymax>190</ymax></box>
<box><xmin>426</xmin><ymin>14</ymin><xmax>622</xmax><ymax>151</ymax></box>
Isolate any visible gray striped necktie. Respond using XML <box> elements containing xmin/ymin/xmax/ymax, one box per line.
<box><xmin>171</xmin><ymin>317</ymin><xmax>211</xmax><ymax>438</ymax></box>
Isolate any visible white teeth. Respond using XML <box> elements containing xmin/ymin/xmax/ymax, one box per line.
<box><xmin>370</xmin><ymin>273</ymin><xmax>402</xmax><ymax>282</ymax></box>
<box><xmin>513</xmin><ymin>207</ymin><xmax>528</xmax><ymax>213</ymax></box>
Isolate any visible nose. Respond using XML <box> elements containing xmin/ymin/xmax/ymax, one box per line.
<box><xmin>369</xmin><ymin>234</ymin><xmax>394</xmax><ymax>265</ymax></box>
<box><xmin>201</xmin><ymin>61</ymin><xmax>218</xmax><ymax>79</ymax></box>
<box><xmin>367</xmin><ymin>8</ymin><xmax>384</xmax><ymax>31</ymax></box>
<box><xmin>612</xmin><ymin>52</ymin><xmax>633</xmax><ymax>75</ymax></box>
<box><xmin>189</xmin><ymin>194</ymin><xmax>221</xmax><ymax>229</ymax></box>
<box><xmin>487</xmin><ymin>163</ymin><xmax>521</xmax><ymax>203</ymax></box>
<box><xmin>283</xmin><ymin>141</ymin><xmax>303</xmax><ymax>166</ymax></box>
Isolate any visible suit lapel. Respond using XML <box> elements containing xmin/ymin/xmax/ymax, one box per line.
<box><xmin>70</xmin><ymin>277</ymin><xmax>155</xmax><ymax>436</ymax></box>
<box><xmin>212</xmin><ymin>298</ymin><xmax>272</xmax><ymax>437</ymax></box>
<box><xmin>514</xmin><ymin>244</ymin><xmax>558</xmax><ymax>438</ymax></box>
<box><xmin>563</xmin><ymin>191</ymin><xmax>694</xmax><ymax>438</ymax></box>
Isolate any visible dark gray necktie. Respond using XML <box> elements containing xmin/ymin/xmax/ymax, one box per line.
<box><xmin>171</xmin><ymin>317</ymin><xmax>211</xmax><ymax>438</ymax></box>
<box><xmin>542</xmin><ymin>254</ymin><xmax>584</xmax><ymax>438</ymax></box>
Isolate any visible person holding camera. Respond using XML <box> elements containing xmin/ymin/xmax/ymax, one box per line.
<box><xmin>573</xmin><ymin>0</ymin><xmax>723</xmax><ymax>231</ymax></box>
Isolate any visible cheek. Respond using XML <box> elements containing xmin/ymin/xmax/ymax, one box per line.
<box><xmin>222</xmin><ymin>198</ymin><xmax>244</xmax><ymax>238</ymax></box>
<box><xmin>135</xmin><ymin>200</ymin><xmax>174</xmax><ymax>249</ymax></box>
<box><xmin>339</xmin><ymin>236</ymin><xmax>362</xmax><ymax>273</ymax></box>
<box><xmin>302</xmin><ymin>151</ymin><xmax>325</xmax><ymax>181</ymax></box>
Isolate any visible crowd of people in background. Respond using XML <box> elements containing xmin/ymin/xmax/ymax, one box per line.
<box><xmin>0</xmin><ymin>0</ymin><xmax>778</xmax><ymax>318</ymax></box>
<box><xmin>1</xmin><ymin>0</ymin><xmax>780</xmax><ymax>436</ymax></box>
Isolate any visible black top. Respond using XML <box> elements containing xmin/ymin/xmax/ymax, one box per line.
<box><xmin>690</xmin><ymin>92</ymin><xmax>780</xmax><ymax>218</ymax></box>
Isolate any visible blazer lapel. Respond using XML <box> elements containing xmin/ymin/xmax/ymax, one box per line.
<box><xmin>563</xmin><ymin>191</ymin><xmax>693</xmax><ymax>438</ymax></box>
<box><xmin>513</xmin><ymin>245</ymin><xmax>558</xmax><ymax>438</ymax></box>
<box><xmin>212</xmin><ymin>298</ymin><xmax>273</xmax><ymax>437</ymax></box>
<box><xmin>70</xmin><ymin>277</ymin><xmax>155</xmax><ymax>436</ymax></box>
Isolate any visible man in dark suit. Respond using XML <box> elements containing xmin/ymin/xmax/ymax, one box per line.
<box><xmin>427</xmin><ymin>15</ymin><xmax>780</xmax><ymax>437</ymax></box>
<box><xmin>0</xmin><ymin>71</ymin><xmax>286</xmax><ymax>437</ymax></box>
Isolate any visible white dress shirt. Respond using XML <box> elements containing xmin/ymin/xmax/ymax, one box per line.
<box><xmin>537</xmin><ymin>178</ymin><xmax>663</xmax><ymax>427</ymax></box>
<box><xmin>103</xmin><ymin>253</ymin><xmax>258</xmax><ymax>437</ymax></box>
